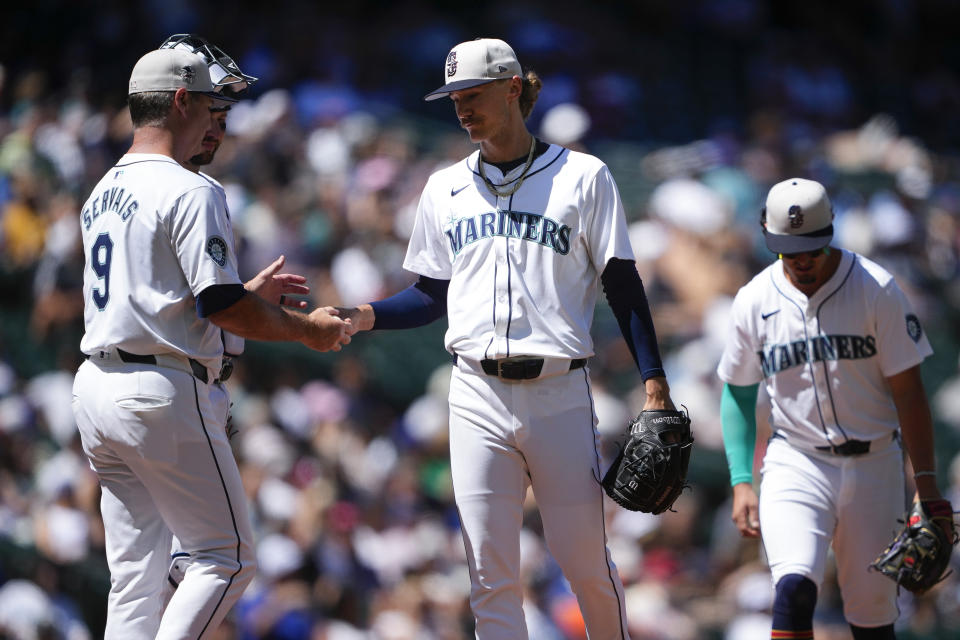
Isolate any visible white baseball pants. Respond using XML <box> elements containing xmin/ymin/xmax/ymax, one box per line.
<box><xmin>72</xmin><ymin>358</ymin><xmax>255</xmax><ymax>639</ymax></box>
<box><xmin>448</xmin><ymin>365</ymin><xmax>630</xmax><ymax>639</ymax></box>
<box><xmin>759</xmin><ymin>434</ymin><xmax>905</xmax><ymax>627</ymax></box>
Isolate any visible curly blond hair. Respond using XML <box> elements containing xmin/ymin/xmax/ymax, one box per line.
<box><xmin>519</xmin><ymin>70</ymin><xmax>542</xmax><ymax>120</ymax></box>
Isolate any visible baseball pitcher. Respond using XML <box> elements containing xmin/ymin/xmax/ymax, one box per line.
<box><xmin>336</xmin><ymin>38</ymin><xmax>685</xmax><ymax>639</ymax></box>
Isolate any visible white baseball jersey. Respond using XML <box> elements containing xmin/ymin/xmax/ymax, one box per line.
<box><xmin>403</xmin><ymin>143</ymin><xmax>634</xmax><ymax>360</ymax></box>
<box><xmin>717</xmin><ymin>249</ymin><xmax>932</xmax><ymax>448</ymax></box>
<box><xmin>200</xmin><ymin>171</ymin><xmax>245</xmax><ymax>357</ymax></box>
<box><xmin>79</xmin><ymin>153</ymin><xmax>242</xmax><ymax>372</ymax></box>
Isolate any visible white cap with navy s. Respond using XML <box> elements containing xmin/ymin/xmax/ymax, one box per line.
<box><xmin>424</xmin><ymin>38</ymin><xmax>522</xmax><ymax>101</ymax></box>
<box><xmin>762</xmin><ymin>178</ymin><xmax>834</xmax><ymax>254</ymax></box>
<box><xmin>128</xmin><ymin>49</ymin><xmax>237</xmax><ymax>103</ymax></box>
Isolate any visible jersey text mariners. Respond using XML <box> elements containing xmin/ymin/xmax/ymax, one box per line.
<box><xmin>759</xmin><ymin>333</ymin><xmax>878</xmax><ymax>377</ymax></box>
<box><xmin>445</xmin><ymin>209</ymin><xmax>572</xmax><ymax>256</ymax></box>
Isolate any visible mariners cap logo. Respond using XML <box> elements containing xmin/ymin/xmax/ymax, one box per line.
<box><xmin>178</xmin><ymin>65</ymin><xmax>196</xmax><ymax>86</ymax></box>
<box><xmin>788</xmin><ymin>204</ymin><xmax>804</xmax><ymax>229</ymax></box>
<box><xmin>206</xmin><ymin>236</ymin><xmax>227</xmax><ymax>267</ymax></box>
<box><xmin>446</xmin><ymin>51</ymin><xmax>458</xmax><ymax>77</ymax></box>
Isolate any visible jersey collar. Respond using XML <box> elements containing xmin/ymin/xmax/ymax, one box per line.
<box><xmin>773</xmin><ymin>248</ymin><xmax>853</xmax><ymax>306</ymax></box>
<box><xmin>116</xmin><ymin>153</ymin><xmax>183</xmax><ymax>167</ymax></box>
<box><xmin>470</xmin><ymin>142</ymin><xmax>557</xmax><ymax>179</ymax></box>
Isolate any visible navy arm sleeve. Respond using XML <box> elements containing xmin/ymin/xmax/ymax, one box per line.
<box><xmin>196</xmin><ymin>284</ymin><xmax>247</xmax><ymax>318</ymax></box>
<box><xmin>370</xmin><ymin>276</ymin><xmax>449</xmax><ymax>330</ymax></box>
<box><xmin>600</xmin><ymin>258</ymin><xmax>666</xmax><ymax>381</ymax></box>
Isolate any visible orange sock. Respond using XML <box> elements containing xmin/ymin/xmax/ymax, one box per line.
<box><xmin>771</xmin><ymin>630</ymin><xmax>814</xmax><ymax>639</ymax></box>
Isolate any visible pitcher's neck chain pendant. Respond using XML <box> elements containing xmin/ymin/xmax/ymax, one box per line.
<box><xmin>477</xmin><ymin>135</ymin><xmax>537</xmax><ymax>199</ymax></box>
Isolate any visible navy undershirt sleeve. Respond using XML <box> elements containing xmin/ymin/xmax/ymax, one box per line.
<box><xmin>600</xmin><ymin>258</ymin><xmax>666</xmax><ymax>381</ymax></box>
<box><xmin>196</xmin><ymin>284</ymin><xmax>246</xmax><ymax>318</ymax></box>
<box><xmin>370</xmin><ymin>276</ymin><xmax>449</xmax><ymax>330</ymax></box>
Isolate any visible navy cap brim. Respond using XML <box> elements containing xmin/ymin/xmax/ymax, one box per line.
<box><xmin>424</xmin><ymin>78</ymin><xmax>498</xmax><ymax>101</ymax></box>
<box><xmin>764</xmin><ymin>224</ymin><xmax>833</xmax><ymax>254</ymax></box>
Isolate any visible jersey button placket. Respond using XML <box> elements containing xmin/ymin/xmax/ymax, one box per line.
<box><xmin>808</xmin><ymin>311</ymin><xmax>836</xmax><ymax>429</ymax></box>
<box><xmin>492</xmin><ymin>235</ymin><xmax>511</xmax><ymax>354</ymax></box>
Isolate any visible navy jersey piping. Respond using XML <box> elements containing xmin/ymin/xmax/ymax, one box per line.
<box><xmin>483</xmin><ymin>262</ymin><xmax>498</xmax><ymax>360</ymax></box>
<box><xmin>505</xmin><ymin>215</ymin><xmax>514</xmax><ymax>356</ymax></box>
<box><xmin>813</xmin><ymin>255</ymin><xmax>858</xmax><ymax>443</ymax></box>
<box><xmin>468</xmin><ymin>146</ymin><xmax>567</xmax><ymax>187</ymax></box>
<box><xmin>192</xmin><ymin>379</ymin><xmax>244</xmax><ymax>637</ymax></box>
<box><xmin>583</xmin><ymin>368</ymin><xmax>627</xmax><ymax>638</ymax></box>
<box><xmin>114</xmin><ymin>157</ymin><xmax>182</xmax><ymax>168</ymax></box>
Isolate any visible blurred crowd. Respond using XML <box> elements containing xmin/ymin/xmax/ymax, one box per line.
<box><xmin>4</xmin><ymin>2</ymin><xmax>960</xmax><ymax>639</ymax></box>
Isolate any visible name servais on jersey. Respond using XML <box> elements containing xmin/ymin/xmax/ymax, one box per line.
<box><xmin>82</xmin><ymin>181</ymin><xmax>139</xmax><ymax>230</ymax></box>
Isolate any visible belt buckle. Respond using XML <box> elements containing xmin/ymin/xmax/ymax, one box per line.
<box><xmin>497</xmin><ymin>359</ymin><xmax>520</xmax><ymax>379</ymax></box>
<box><xmin>497</xmin><ymin>358</ymin><xmax>542</xmax><ymax>380</ymax></box>
<box><xmin>832</xmin><ymin>440</ymin><xmax>869</xmax><ymax>456</ymax></box>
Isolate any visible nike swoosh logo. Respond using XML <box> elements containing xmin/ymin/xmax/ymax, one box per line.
<box><xmin>761</xmin><ymin>310</ymin><xmax>780</xmax><ymax>320</ymax></box>
<box><xmin>451</xmin><ymin>185</ymin><xmax>469</xmax><ymax>197</ymax></box>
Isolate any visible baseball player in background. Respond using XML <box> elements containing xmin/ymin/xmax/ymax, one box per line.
<box><xmin>336</xmin><ymin>38</ymin><xmax>677</xmax><ymax>639</ymax></box>
<box><xmin>717</xmin><ymin>178</ymin><xmax>952</xmax><ymax>639</ymax></box>
<box><xmin>71</xmin><ymin>48</ymin><xmax>354</xmax><ymax>639</ymax></box>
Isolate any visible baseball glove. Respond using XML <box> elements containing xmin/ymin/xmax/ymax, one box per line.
<box><xmin>601</xmin><ymin>407</ymin><xmax>693</xmax><ymax>514</ymax></box>
<box><xmin>870</xmin><ymin>499</ymin><xmax>958</xmax><ymax>594</ymax></box>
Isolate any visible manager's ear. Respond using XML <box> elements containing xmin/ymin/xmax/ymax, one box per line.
<box><xmin>759</xmin><ymin>206</ymin><xmax>767</xmax><ymax>230</ymax></box>
<box><xmin>171</xmin><ymin>87</ymin><xmax>191</xmax><ymax>116</ymax></box>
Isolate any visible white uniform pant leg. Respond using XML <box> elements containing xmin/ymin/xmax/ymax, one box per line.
<box><xmin>524</xmin><ymin>369</ymin><xmax>630</xmax><ymax>640</ymax></box>
<box><xmin>832</xmin><ymin>439</ymin><xmax>903</xmax><ymax>627</ymax></box>
<box><xmin>758</xmin><ymin>437</ymin><xmax>837</xmax><ymax>587</ymax></box>
<box><xmin>449</xmin><ymin>367</ymin><xmax>529</xmax><ymax>640</ymax></box>
<box><xmin>73</xmin><ymin>360</ymin><xmax>255</xmax><ymax>640</ymax></box>
<box><xmin>759</xmin><ymin>437</ymin><xmax>903</xmax><ymax>627</ymax></box>
<box><xmin>94</xmin><ymin>441</ymin><xmax>174</xmax><ymax>638</ymax></box>
<box><xmin>162</xmin><ymin>382</ymin><xmax>232</xmax><ymax>612</ymax></box>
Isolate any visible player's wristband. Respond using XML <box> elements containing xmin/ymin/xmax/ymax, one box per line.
<box><xmin>914</xmin><ymin>470</ymin><xmax>937</xmax><ymax>478</ymax></box>
<box><xmin>920</xmin><ymin>498</ymin><xmax>953</xmax><ymax>520</ymax></box>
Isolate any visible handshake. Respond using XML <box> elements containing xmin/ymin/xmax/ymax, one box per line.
<box><xmin>211</xmin><ymin>255</ymin><xmax>370</xmax><ymax>354</ymax></box>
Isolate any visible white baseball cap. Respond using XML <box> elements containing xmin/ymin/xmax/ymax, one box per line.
<box><xmin>762</xmin><ymin>178</ymin><xmax>834</xmax><ymax>253</ymax></box>
<box><xmin>128</xmin><ymin>49</ymin><xmax>237</xmax><ymax>103</ymax></box>
<box><xmin>424</xmin><ymin>38</ymin><xmax>522</xmax><ymax>101</ymax></box>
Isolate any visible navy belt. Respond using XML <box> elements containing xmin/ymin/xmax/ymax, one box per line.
<box><xmin>480</xmin><ymin>357</ymin><xmax>586</xmax><ymax>380</ymax></box>
<box><xmin>116</xmin><ymin>348</ymin><xmax>214</xmax><ymax>384</ymax></box>
<box><xmin>815</xmin><ymin>432</ymin><xmax>899</xmax><ymax>456</ymax></box>
<box><xmin>815</xmin><ymin>439</ymin><xmax>871</xmax><ymax>456</ymax></box>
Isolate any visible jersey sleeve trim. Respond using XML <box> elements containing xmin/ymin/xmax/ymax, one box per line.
<box><xmin>196</xmin><ymin>284</ymin><xmax>246</xmax><ymax>318</ymax></box>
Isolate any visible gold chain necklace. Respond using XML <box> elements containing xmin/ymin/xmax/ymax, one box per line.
<box><xmin>477</xmin><ymin>135</ymin><xmax>537</xmax><ymax>199</ymax></box>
